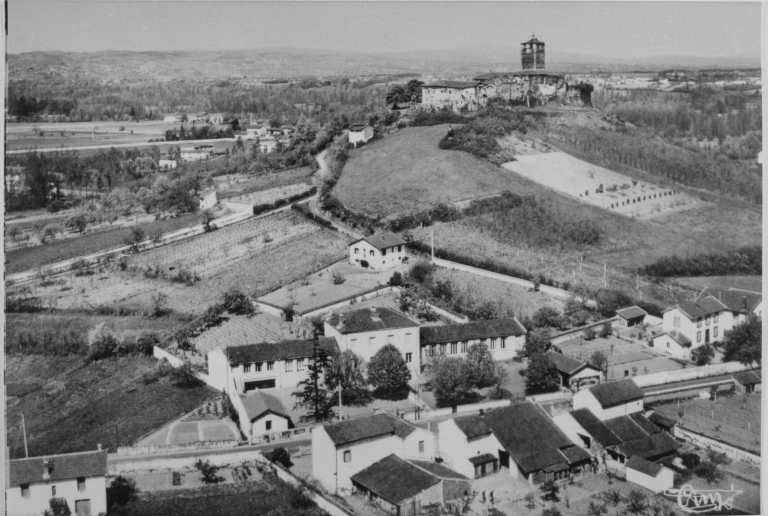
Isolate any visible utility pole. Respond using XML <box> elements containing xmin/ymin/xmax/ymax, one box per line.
<box><xmin>603</xmin><ymin>263</ymin><xmax>607</xmax><ymax>289</ymax></box>
<box><xmin>21</xmin><ymin>413</ymin><xmax>29</xmax><ymax>458</ymax></box>
<box><xmin>115</xmin><ymin>423</ymin><xmax>120</xmax><ymax>450</ymax></box>
<box><xmin>431</xmin><ymin>228</ymin><xmax>434</xmax><ymax>261</ymax></box>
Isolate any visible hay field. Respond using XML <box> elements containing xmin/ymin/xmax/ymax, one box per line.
<box><xmin>502</xmin><ymin>151</ymin><xmax>699</xmax><ymax>219</ymax></box>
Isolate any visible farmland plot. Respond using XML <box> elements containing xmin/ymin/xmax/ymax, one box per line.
<box><xmin>228</xmin><ymin>183</ymin><xmax>313</xmax><ymax>206</ymax></box>
<box><xmin>502</xmin><ymin>151</ymin><xmax>699</xmax><ymax>219</ymax></box>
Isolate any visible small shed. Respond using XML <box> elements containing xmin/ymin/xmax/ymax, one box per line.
<box><xmin>348</xmin><ymin>124</ymin><xmax>374</xmax><ymax>146</ymax></box>
<box><xmin>199</xmin><ymin>188</ymin><xmax>217</xmax><ymax>210</ymax></box>
<box><xmin>626</xmin><ymin>456</ymin><xmax>674</xmax><ymax>493</ymax></box>
<box><xmin>732</xmin><ymin>369</ymin><xmax>762</xmax><ymax>394</ymax></box>
<box><xmin>647</xmin><ymin>412</ymin><xmax>678</xmax><ymax>435</ymax></box>
<box><xmin>545</xmin><ymin>351</ymin><xmax>602</xmax><ymax>391</ymax></box>
<box><xmin>616</xmin><ymin>306</ymin><xmax>648</xmax><ymax>328</ymax></box>
<box><xmin>240</xmin><ymin>390</ymin><xmax>292</xmax><ymax>437</ymax></box>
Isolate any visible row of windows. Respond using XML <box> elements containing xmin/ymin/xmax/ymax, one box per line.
<box><xmin>696</xmin><ymin>314</ymin><xmax>719</xmax><ymax>328</ymax></box>
<box><xmin>242</xmin><ymin>362</ymin><xmax>275</xmax><ymax>373</ymax></box>
<box><xmin>425</xmin><ymin>338</ymin><xmax>506</xmax><ymax>356</ymax></box>
<box><xmin>353</xmin><ymin>245</ymin><xmax>403</xmax><ymax>256</ymax></box>
<box><xmin>21</xmin><ymin>478</ymin><xmax>87</xmax><ymax>498</ymax></box>
<box><xmin>697</xmin><ymin>327</ymin><xmax>718</xmax><ymax>342</ymax></box>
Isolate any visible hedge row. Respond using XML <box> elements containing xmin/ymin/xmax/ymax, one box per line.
<box><xmin>639</xmin><ymin>246</ymin><xmax>762</xmax><ymax>278</ymax></box>
<box><xmin>253</xmin><ymin>186</ymin><xmax>318</xmax><ymax>215</ymax></box>
<box><xmin>291</xmin><ymin>203</ymin><xmax>337</xmax><ymax>232</ymax></box>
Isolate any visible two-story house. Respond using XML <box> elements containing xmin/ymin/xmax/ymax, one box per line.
<box><xmin>419</xmin><ymin>318</ymin><xmax>527</xmax><ymax>371</ymax></box>
<box><xmin>695</xmin><ymin>287</ymin><xmax>762</xmax><ymax>323</ymax></box>
<box><xmin>325</xmin><ymin>307</ymin><xmax>421</xmax><ymax>373</ymax></box>
<box><xmin>348</xmin><ymin>124</ymin><xmax>374</xmax><ymax>146</ymax></box>
<box><xmin>312</xmin><ymin>412</ymin><xmax>437</xmax><ymax>494</ymax></box>
<box><xmin>206</xmin><ymin>337</ymin><xmax>339</xmax><ymax>393</ymax></box>
<box><xmin>348</xmin><ymin>233</ymin><xmax>407</xmax><ymax>271</ymax></box>
<box><xmin>437</xmin><ymin>415</ymin><xmax>505</xmax><ymax>479</ymax></box>
<box><xmin>7</xmin><ymin>449</ymin><xmax>108</xmax><ymax>516</ymax></box>
<box><xmin>653</xmin><ymin>297</ymin><xmax>731</xmax><ymax>358</ymax></box>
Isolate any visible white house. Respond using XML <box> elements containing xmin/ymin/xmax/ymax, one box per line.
<box><xmin>653</xmin><ymin>297</ymin><xmax>731</xmax><ymax>357</ymax></box>
<box><xmin>626</xmin><ymin>456</ymin><xmax>674</xmax><ymax>493</ymax></box>
<box><xmin>324</xmin><ymin>307</ymin><xmax>420</xmax><ymax>373</ymax></box>
<box><xmin>209</xmin><ymin>113</ymin><xmax>225</xmax><ymax>124</ymax></box>
<box><xmin>545</xmin><ymin>351</ymin><xmax>602</xmax><ymax>391</ymax></box>
<box><xmin>348</xmin><ymin>233</ymin><xmax>407</xmax><ymax>271</ymax></box>
<box><xmin>572</xmin><ymin>379</ymin><xmax>644</xmax><ymax>421</ymax></box>
<box><xmin>239</xmin><ymin>390</ymin><xmax>292</xmax><ymax>438</ymax></box>
<box><xmin>163</xmin><ymin>114</ymin><xmax>180</xmax><ymax>123</ymax></box>
<box><xmin>695</xmin><ymin>287</ymin><xmax>762</xmax><ymax>323</ymax></box>
<box><xmin>180</xmin><ymin>145</ymin><xmax>214</xmax><ymax>162</ymax></box>
<box><xmin>652</xmin><ymin>330</ymin><xmax>692</xmax><ymax>359</ymax></box>
<box><xmin>311</xmin><ymin>412</ymin><xmax>437</xmax><ymax>494</ymax></box>
<box><xmin>437</xmin><ymin>415</ymin><xmax>505</xmax><ymax>479</ymax></box>
<box><xmin>348</xmin><ymin>124</ymin><xmax>374</xmax><ymax>146</ymax></box>
<box><xmin>7</xmin><ymin>449</ymin><xmax>108</xmax><ymax>516</ymax></box>
<box><xmin>206</xmin><ymin>337</ymin><xmax>340</xmax><ymax>392</ymax></box>
<box><xmin>419</xmin><ymin>318</ymin><xmax>527</xmax><ymax>371</ymax></box>
<box><xmin>258</xmin><ymin>137</ymin><xmax>279</xmax><ymax>154</ymax></box>
<box><xmin>158</xmin><ymin>158</ymin><xmax>177</xmax><ymax>170</ymax></box>
<box><xmin>732</xmin><ymin>369</ymin><xmax>762</xmax><ymax>394</ymax></box>
<box><xmin>199</xmin><ymin>188</ymin><xmax>217</xmax><ymax>211</ymax></box>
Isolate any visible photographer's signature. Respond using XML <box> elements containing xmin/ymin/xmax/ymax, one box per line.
<box><xmin>664</xmin><ymin>484</ymin><xmax>743</xmax><ymax>513</ymax></box>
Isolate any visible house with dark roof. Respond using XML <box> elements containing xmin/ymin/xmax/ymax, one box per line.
<box><xmin>626</xmin><ymin>456</ymin><xmax>675</xmax><ymax>493</ymax></box>
<box><xmin>351</xmin><ymin>455</ymin><xmax>471</xmax><ymax>515</ymax></box>
<box><xmin>545</xmin><ymin>351</ymin><xmax>602</xmax><ymax>391</ymax></box>
<box><xmin>7</xmin><ymin>448</ymin><xmax>108</xmax><ymax>516</ymax></box>
<box><xmin>465</xmin><ymin>402</ymin><xmax>593</xmax><ymax>485</ymax></box>
<box><xmin>732</xmin><ymin>369</ymin><xmax>762</xmax><ymax>394</ymax></box>
<box><xmin>647</xmin><ymin>412</ymin><xmax>679</xmax><ymax>434</ymax></box>
<box><xmin>655</xmin><ymin>296</ymin><xmax>731</xmax><ymax>358</ymax></box>
<box><xmin>437</xmin><ymin>414</ymin><xmax>505</xmax><ymax>479</ymax></box>
<box><xmin>206</xmin><ymin>337</ymin><xmax>339</xmax><ymax>393</ymax></box>
<box><xmin>572</xmin><ymin>379</ymin><xmax>644</xmax><ymax>421</ymax></box>
<box><xmin>348</xmin><ymin>232</ymin><xmax>407</xmax><ymax>271</ymax></box>
<box><xmin>695</xmin><ymin>287</ymin><xmax>762</xmax><ymax>322</ymax></box>
<box><xmin>420</xmin><ymin>318</ymin><xmax>527</xmax><ymax>367</ymax></box>
<box><xmin>616</xmin><ymin>306</ymin><xmax>648</xmax><ymax>328</ymax></box>
<box><xmin>312</xmin><ymin>412</ymin><xmax>436</xmax><ymax>494</ymax></box>
<box><xmin>325</xmin><ymin>306</ymin><xmax>421</xmax><ymax>372</ymax></box>
<box><xmin>348</xmin><ymin>123</ymin><xmax>374</xmax><ymax>146</ymax></box>
<box><xmin>238</xmin><ymin>390</ymin><xmax>292</xmax><ymax>438</ymax></box>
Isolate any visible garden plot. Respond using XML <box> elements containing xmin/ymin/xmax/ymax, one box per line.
<box><xmin>502</xmin><ymin>151</ymin><xmax>698</xmax><ymax>219</ymax></box>
<box><xmin>228</xmin><ymin>183</ymin><xmax>313</xmax><ymax>206</ymax></box>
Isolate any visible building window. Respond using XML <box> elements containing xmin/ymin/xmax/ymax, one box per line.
<box><xmin>297</xmin><ymin>359</ymin><xmax>304</xmax><ymax>372</ymax></box>
<box><xmin>697</xmin><ymin>332</ymin><xmax>702</xmax><ymax>343</ymax></box>
<box><xmin>706</xmin><ymin>316</ymin><xmax>710</xmax><ymax>325</ymax></box>
<box><xmin>243</xmin><ymin>364</ymin><xmax>251</xmax><ymax>373</ymax></box>
<box><xmin>398</xmin><ymin>245</ymin><xmax>402</xmax><ymax>252</ymax></box>
<box><xmin>674</xmin><ymin>317</ymin><xmax>680</xmax><ymax>327</ymax></box>
<box><xmin>666</xmin><ymin>342</ymin><xmax>670</xmax><ymax>348</ymax></box>
<box><xmin>52</xmin><ymin>486</ymin><xmax>56</xmax><ymax>496</ymax></box>
<box><xmin>77</xmin><ymin>477</ymin><xmax>86</xmax><ymax>492</ymax></box>
<box><xmin>405</xmin><ymin>353</ymin><xmax>412</xmax><ymax>363</ymax></box>
<box><xmin>267</xmin><ymin>362</ymin><xmax>274</xmax><ymax>371</ymax></box>
<box><xmin>715</xmin><ymin>314</ymin><xmax>719</xmax><ymax>323</ymax></box>
<box><xmin>354</xmin><ymin>248</ymin><xmax>359</xmax><ymax>254</ymax></box>
<box><xmin>490</xmin><ymin>338</ymin><xmax>496</xmax><ymax>350</ymax></box>
<box><xmin>500</xmin><ymin>338</ymin><xmax>506</xmax><ymax>349</ymax></box>
<box><xmin>369</xmin><ymin>250</ymin><xmax>374</xmax><ymax>256</ymax></box>
<box><xmin>461</xmin><ymin>341</ymin><xmax>467</xmax><ymax>353</ymax></box>
<box><xmin>344</xmin><ymin>451</ymin><xmax>351</xmax><ymax>463</ymax></box>
<box><xmin>266</xmin><ymin>420</ymin><xmax>272</xmax><ymax>431</ymax></box>
<box><xmin>451</xmin><ymin>342</ymin><xmax>457</xmax><ymax>354</ymax></box>
<box><xmin>625</xmin><ymin>370</ymin><xmax>629</xmax><ymax>377</ymax></box>
<box><xmin>714</xmin><ymin>327</ymin><xmax>718</xmax><ymax>338</ymax></box>
<box><xmin>21</xmin><ymin>485</ymin><xmax>29</xmax><ymax>498</ymax></box>
<box><xmin>440</xmin><ymin>344</ymin><xmax>447</xmax><ymax>355</ymax></box>
<box><xmin>697</xmin><ymin>318</ymin><xmax>702</xmax><ymax>328</ymax></box>
<box><xmin>285</xmin><ymin>360</ymin><xmax>293</xmax><ymax>372</ymax></box>
<box><xmin>382</xmin><ymin>248</ymin><xmax>387</xmax><ymax>256</ymax></box>
<box><xmin>419</xmin><ymin>441</ymin><xmax>425</xmax><ymax>453</ymax></box>
<box><xmin>255</xmin><ymin>363</ymin><xmax>262</xmax><ymax>372</ymax></box>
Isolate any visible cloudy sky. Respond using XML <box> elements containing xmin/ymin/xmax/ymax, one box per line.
<box><xmin>7</xmin><ymin>1</ymin><xmax>763</xmax><ymax>60</ymax></box>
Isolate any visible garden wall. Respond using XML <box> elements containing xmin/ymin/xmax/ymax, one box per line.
<box><xmin>633</xmin><ymin>362</ymin><xmax>754</xmax><ymax>388</ymax></box>
<box><xmin>153</xmin><ymin>346</ymin><xmax>184</xmax><ymax>367</ymax></box>
<box><xmin>551</xmin><ymin>317</ymin><xmax>619</xmax><ymax>345</ymax></box>
<box><xmin>402</xmin><ymin>398</ymin><xmax>513</xmax><ymax>421</ymax></box>
<box><xmin>674</xmin><ymin>427</ymin><xmax>761</xmax><ymax>464</ymax></box>
<box><xmin>109</xmin><ymin>448</ymin><xmax>267</xmax><ymax>474</ymax></box>
<box><xmin>116</xmin><ymin>440</ymin><xmax>238</xmax><ymax>457</ymax></box>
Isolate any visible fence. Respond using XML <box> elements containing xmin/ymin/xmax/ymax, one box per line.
<box><xmin>116</xmin><ymin>440</ymin><xmax>238</xmax><ymax>457</ymax></box>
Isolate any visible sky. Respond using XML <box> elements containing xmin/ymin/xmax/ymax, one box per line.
<box><xmin>7</xmin><ymin>1</ymin><xmax>763</xmax><ymax>59</ymax></box>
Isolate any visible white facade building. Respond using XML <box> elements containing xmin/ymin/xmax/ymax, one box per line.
<box><xmin>653</xmin><ymin>296</ymin><xmax>732</xmax><ymax>358</ymax></box>
<box><xmin>7</xmin><ymin>449</ymin><xmax>108</xmax><ymax>516</ymax></box>
<box><xmin>348</xmin><ymin>124</ymin><xmax>374</xmax><ymax>146</ymax></box>
<box><xmin>324</xmin><ymin>307</ymin><xmax>421</xmax><ymax>373</ymax></box>
<box><xmin>626</xmin><ymin>456</ymin><xmax>675</xmax><ymax>493</ymax></box>
<box><xmin>421</xmin><ymin>81</ymin><xmax>482</xmax><ymax>113</ymax></box>
<box><xmin>239</xmin><ymin>390</ymin><xmax>291</xmax><ymax>438</ymax></box>
<box><xmin>437</xmin><ymin>416</ymin><xmax>505</xmax><ymax>479</ymax></box>
<box><xmin>158</xmin><ymin>158</ymin><xmax>177</xmax><ymax>170</ymax></box>
<box><xmin>180</xmin><ymin>145</ymin><xmax>214</xmax><ymax>162</ymax></box>
<box><xmin>348</xmin><ymin>233</ymin><xmax>407</xmax><ymax>271</ymax></box>
<box><xmin>199</xmin><ymin>188</ymin><xmax>217</xmax><ymax>211</ymax></box>
<box><xmin>311</xmin><ymin>412</ymin><xmax>437</xmax><ymax>494</ymax></box>
<box><xmin>572</xmin><ymin>379</ymin><xmax>644</xmax><ymax>421</ymax></box>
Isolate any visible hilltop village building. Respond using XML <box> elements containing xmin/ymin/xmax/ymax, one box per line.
<box><xmin>348</xmin><ymin>233</ymin><xmax>407</xmax><ymax>271</ymax></box>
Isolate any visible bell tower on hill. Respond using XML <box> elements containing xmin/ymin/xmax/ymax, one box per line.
<box><xmin>521</xmin><ymin>35</ymin><xmax>545</xmax><ymax>70</ymax></box>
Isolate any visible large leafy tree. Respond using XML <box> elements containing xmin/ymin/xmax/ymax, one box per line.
<box><xmin>525</xmin><ymin>353</ymin><xmax>561</xmax><ymax>395</ymax></box>
<box><xmin>722</xmin><ymin>314</ymin><xmax>761</xmax><ymax>365</ymax></box>
<box><xmin>428</xmin><ymin>356</ymin><xmax>476</xmax><ymax>409</ymax></box>
<box><xmin>292</xmin><ymin>334</ymin><xmax>335</xmax><ymax>422</ymax></box>
<box><xmin>324</xmin><ymin>350</ymin><xmax>371</xmax><ymax>406</ymax></box>
<box><xmin>466</xmin><ymin>343</ymin><xmax>497</xmax><ymax>388</ymax></box>
<box><xmin>385</xmin><ymin>80</ymin><xmax>424</xmax><ymax>105</ymax></box>
<box><xmin>517</xmin><ymin>328</ymin><xmax>552</xmax><ymax>361</ymax></box>
<box><xmin>367</xmin><ymin>344</ymin><xmax>411</xmax><ymax>397</ymax></box>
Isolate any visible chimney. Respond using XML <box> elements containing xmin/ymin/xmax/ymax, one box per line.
<box><xmin>97</xmin><ymin>444</ymin><xmax>102</xmax><ymax>451</ymax></box>
<box><xmin>42</xmin><ymin>459</ymin><xmax>53</xmax><ymax>480</ymax></box>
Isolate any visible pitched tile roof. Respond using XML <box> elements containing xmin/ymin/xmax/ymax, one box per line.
<box><xmin>667</xmin><ymin>331</ymin><xmax>692</xmax><ymax>347</ymax></box>
<box><xmin>647</xmin><ymin>412</ymin><xmax>678</xmax><ymax>429</ymax></box>
<box><xmin>452</xmin><ymin>415</ymin><xmax>492</xmax><ymax>440</ymax></box>
<box><xmin>586</xmin><ymin>379</ymin><xmax>644</xmax><ymax>409</ymax></box>
<box><xmin>351</xmin><ymin>455</ymin><xmax>439</xmax><ymax>505</ymax></box>
<box><xmin>9</xmin><ymin>450</ymin><xmax>108</xmax><ymax>487</ymax></box>
<box><xmin>629</xmin><ymin>413</ymin><xmax>662</xmax><ymax>436</ymax></box>
<box><xmin>322</xmin><ymin>413</ymin><xmax>419</xmax><ymax>446</ymax></box>
<box><xmin>569</xmin><ymin>409</ymin><xmax>623</xmax><ymax>448</ymax></box>
<box><xmin>473</xmin><ymin>70</ymin><xmax>564</xmax><ymax>80</ymax></box>
<box><xmin>732</xmin><ymin>369</ymin><xmax>762</xmax><ymax>385</ymax></box>
<box><xmin>349</xmin><ymin>124</ymin><xmax>369</xmax><ymax>132</ymax></box>
<box><xmin>483</xmin><ymin>402</ymin><xmax>589</xmax><ymax>474</ymax></box>
<box><xmin>351</xmin><ymin>232</ymin><xmax>406</xmax><ymax>250</ymax></box>
<box><xmin>603</xmin><ymin>416</ymin><xmax>650</xmax><ymax>442</ymax></box>
<box><xmin>616</xmin><ymin>306</ymin><xmax>648</xmax><ymax>320</ymax></box>
<box><xmin>423</xmin><ymin>80</ymin><xmax>480</xmax><ymax>89</ymax></box>
<box><xmin>696</xmin><ymin>288</ymin><xmax>762</xmax><ymax>314</ymax></box>
<box><xmin>409</xmin><ymin>460</ymin><xmax>469</xmax><ymax>480</ymax></box>
<box><xmin>627</xmin><ymin>455</ymin><xmax>665</xmax><ymax>477</ymax></box>
<box><xmin>673</xmin><ymin>297</ymin><xmax>728</xmax><ymax>320</ymax></box>
<box><xmin>420</xmin><ymin>318</ymin><xmax>526</xmax><ymax>345</ymax></box>
<box><xmin>473</xmin><ymin>72</ymin><xmax>518</xmax><ymax>80</ymax></box>
<box><xmin>468</xmin><ymin>453</ymin><xmax>497</xmax><ymax>466</ymax></box>
<box><xmin>227</xmin><ymin>337</ymin><xmax>338</xmax><ymax>364</ymax></box>
<box><xmin>559</xmin><ymin>445</ymin><xmax>591</xmax><ymax>464</ymax></box>
<box><xmin>241</xmin><ymin>391</ymin><xmax>290</xmax><ymax>421</ymax></box>
<box><xmin>327</xmin><ymin>307</ymin><xmax>419</xmax><ymax>335</ymax></box>
<box><xmin>545</xmin><ymin>351</ymin><xmax>590</xmax><ymax>376</ymax></box>
<box><xmin>617</xmin><ymin>432</ymin><xmax>680</xmax><ymax>460</ymax></box>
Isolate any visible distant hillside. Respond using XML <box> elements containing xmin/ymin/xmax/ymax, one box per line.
<box><xmin>8</xmin><ymin>48</ymin><xmax>761</xmax><ymax>82</ymax></box>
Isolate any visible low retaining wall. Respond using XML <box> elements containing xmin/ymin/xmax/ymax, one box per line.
<box><xmin>109</xmin><ymin>448</ymin><xmax>266</xmax><ymax>474</ymax></box>
<box><xmin>675</xmin><ymin>427</ymin><xmax>761</xmax><ymax>465</ymax></box>
<box><xmin>526</xmin><ymin>391</ymin><xmax>573</xmax><ymax>404</ymax></box>
<box><xmin>153</xmin><ymin>346</ymin><xmax>184</xmax><ymax>367</ymax></box>
<box><xmin>116</xmin><ymin>440</ymin><xmax>238</xmax><ymax>457</ymax></box>
<box><xmin>426</xmin><ymin>302</ymin><xmax>469</xmax><ymax>323</ymax></box>
<box><xmin>633</xmin><ymin>362</ymin><xmax>754</xmax><ymax>388</ymax></box>
<box><xmin>296</xmin><ymin>285</ymin><xmax>400</xmax><ymax>322</ymax></box>
<box><xmin>222</xmin><ymin>200</ymin><xmax>253</xmax><ymax>213</ymax></box>
<box><xmin>551</xmin><ymin>318</ymin><xmax>619</xmax><ymax>345</ymax></box>
<box><xmin>402</xmin><ymin>398</ymin><xmax>512</xmax><ymax>421</ymax></box>
<box><xmin>254</xmin><ymin>300</ymin><xmax>285</xmax><ymax>319</ymax></box>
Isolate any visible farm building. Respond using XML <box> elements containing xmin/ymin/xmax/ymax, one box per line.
<box><xmin>421</xmin><ymin>80</ymin><xmax>482</xmax><ymax>113</ymax></box>
<box><xmin>312</xmin><ymin>413</ymin><xmax>436</xmax><ymax>494</ymax></box>
<box><xmin>646</xmin><ymin>412</ymin><xmax>679</xmax><ymax>434</ymax></box>
<box><xmin>437</xmin><ymin>414</ymin><xmax>505</xmax><ymax>479</ymax></box>
<box><xmin>199</xmin><ymin>188</ymin><xmax>217</xmax><ymax>210</ymax></box>
<box><xmin>616</xmin><ymin>306</ymin><xmax>648</xmax><ymax>328</ymax></box>
<box><xmin>695</xmin><ymin>287</ymin><xmax>762</xmax><ymax>322</ymax></box>
<box><xmin>247</xmin><ymin>124</ymin><xmax>267</xmax><ymax>136</ymax></box>
<box><xmin>206</xmin><ymin>337</ymin><xmax>339</xmax><ymax>392</ymax></box>
<box><xmin>158</xmin><ymin>158</ymin><xmax>177</xmax><ymax>170</ymax></box>
<box><xmin>652</xmin><ymin>330</ymin><xmax>692</xmax><ymax>359</ymax></box>
<box><xmin>258</xmin><ymin>137</ymin><xmax>278</xmax><ymax>154</ymax></box>
<box><xmin>7</xmin><ymin>449</ymin><xmax>108</xmax><ymax>516</ymax></box>
<box><xmin>348</xmin><ymin>233</ymin><xmax>407</xmax><ymax>271</ymax></box>
<box><xmin>351</xmin><ymin>455</ymin><xmax>470</xmax><ymax>515</ymax></box>
<box><xmin>180</xmin><ymin>145</ymin><xmax>214</xmax><ymax>162</ymax></box>
<box><xmin>163</xmin><ymin>114</ymin><xmax>180</xmax><ymax>123</ymax></box>
<box><xmin>239</xmin><ymin>390</ymin><xmax>291</xmax><ymax>438</ymax></box>
<box><xmin>732</xmin><ymin>369</ymin><xmax>762</xmax><ymax>393</ymax></box>
<box><xmin>626</xmin><ymin>456</ymin><xmax>675</xmax><ymax>493</ymax></box>
<box><xmin>572</xmin><ymin>379</ymin><xmax>644</xmax><ymax>421</ymax></box>
<box><xmin>545</xmin><ymin>351</ymin><xmax>602</xmax><ymax>391</ymax></box>
<box><xmin>348</xmin><ymin>124</ymin><xmax>374</xmax><ymax>146</ymax></box>
<box><xmin>389</xmin><ymin>102</ymin><xmax>413</xmax><ymax>119</ymax></box>
<box><xmin>419</xmin><ymin>318</ymin><xmax>527</xmax><ymax>369</ymax></box>
<box><xmin>325</xmin><ymin>307</ymin><xmax>421</xmax><ymax>372</ymax></box>
<box><xmin>209</xmin><ymin>113</ymin><xmax>225</xmax><ymax>124</ymax></box>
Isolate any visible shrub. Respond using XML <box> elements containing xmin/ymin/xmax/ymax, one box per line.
<box><xmin>107</xmin><ymin>476</ymin><xmax>137</xmax><ymax>507</ymax></box>
<box><xmin>599</xmin><ymin>322</ymin><xmax>612</xmax><ymax>338</ymax></box>
<box><xmin>221</xmin><ymin>288</ymin><xmax>255</xmax><ymax>316</ymax></box>
<box><xmin>331</xmin><ymin>269</ymin><xmax>347</xmax><ymax>285</ymax></box>
<box><xmin>409</xmin><ymin>260</ymin><xmax>434</xmax><ymax>284</ymax></box>
<box><xmin>584</xmin><ymin>326</ymin><xmax>597</xmax><ymax>341</ymax></box>
<box><xmin>626</xmin><ymin>490</ymin><xmax>648</xmax><ymax>514</ymax></box>
<box><xmin>388</xmin><ymin>271</ymin><xmax>404</xmax><ymax>287</ymax></box>
<box><xmin>169</xmin><ymin>268</ymin><xmax>200</xmax><ymax>286</ymax></box>
<box><xmin>194</xmin><ymin>459</ymin><xmax>220</xmax><ymax>484</ymax></box>
<box><xmin>264</xmin><ymin>447</ymin><xmax>292</xmax><ymax>468</ymax></box>
<box><xmin>87</xmin><ymin>325</ymin><xmax>120</xmax><ymax>361</ymax></box>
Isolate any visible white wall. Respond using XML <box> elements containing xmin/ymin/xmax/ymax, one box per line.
<box><xmin>200</xmin><ymin>191</ymin><xmax>217</xmax><ymax>211</ymax></box>
<box><xmin>349</xmin><ymin>240</ymin><xmax>406</xmax><ymax>271</ymax></box>
<box><xmin>663</xmin><ymin>308</ymin><xmax>731</xmax><ymax>348</ymax></box>
<box><xmin>207</xmin><ymin>348</ymin><xmax>229</xmax><ymax>391</ymax></box>
<box><xmin>251</xmin><ymin>413</ymin><xmax>290</xmax><ymax>436</ymax></box>
<box><xmin>652</xmin><ymin>334</ymin><xmax>689</xmax><ymax>359</ymax></box>
<box><xmin>437</xmin><ymin>419</ymin><xmax>506</xmax><ymax>479</ymax></box>
<box><xmin>626</xmin><ymin>467</ymin><xmax>674</xmax><ymax>494</ymax></box>
<box><xmin>420</xmin><ymin>335</ymin><xmax>523</xmax><ymax>369</ymax></box>
<box><xmin>572</xmin><ymin>390</ymin><xmax>643</xmax><ymax>421</ymax></box>
<box><xmin>311</xmin><ymin>427</ymin><xmax>340</xmax><ymax>493</ymax></box>
<box><xmin>349</xmin><ymin>127</ymin><xmax>373</xmax><ymax>145</ymax></box>
<box><xmin>7</xmin><ymin>476</ymin><xmax>107</xmax><ymax>516</ymax></box>
<box><xmin>325</xmin><ymin>324</ymin><xmax>420</xmax><ymax>373</ymax></box>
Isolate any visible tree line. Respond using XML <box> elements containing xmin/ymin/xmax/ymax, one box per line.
<box><xmin>638</xmin><ymin>246</ymin><xmax>761</xmax><ymax>277</ymax></box>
